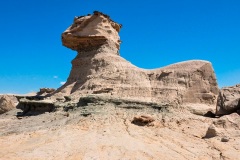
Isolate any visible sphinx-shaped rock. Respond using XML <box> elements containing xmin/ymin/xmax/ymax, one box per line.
<box><xmin>53</xmin><ymin>11</ymin><xmax>219</xmax><ymax>107</ymax></box>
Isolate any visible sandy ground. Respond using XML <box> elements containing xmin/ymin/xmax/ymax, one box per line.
<box><xmin>0</xmin><ymin>105</ymin><xmax>240</xmax><ymax>160</ymax></box>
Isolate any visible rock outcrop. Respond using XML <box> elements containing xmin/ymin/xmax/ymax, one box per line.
<box><xmin>53</xmin><ymin>11</ymin><xmax>218</xmax><ymax>107</ymax></box>
<box><xmin>37</xmin><ymin>88</ymin><xmax>56</xmax><ymax>96</ymax></box>
<box><xmin>0</xmin><ymin>95</ymin><xmax>17</xmax><ymax>114</ymax></box>
<box><xmin>216</xmin><ymin>84</ymin><xmax>240</xmax><ymax>116</ymax></box>
<box><xmin>16</xmin><ymin>98</ymin><xmax>55</xmax><ymax>115</ymax></box>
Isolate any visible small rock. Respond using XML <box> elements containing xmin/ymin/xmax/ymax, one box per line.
<box><xmin>221</xmin><ymin>137</ymin><xmax>229</xmax><ymax>142</ymax></box>
<box><xmin>132</xmin><ymin>115</ymin><xmax>155</xmax><ymax>126</ymax></box>
<box><xmin>37</xmin><ymin>88</ymin><xmax>56</xmax><ymax>95</ymax></box>
<box><xmin>56</xmin><ymin>97</ymin><xmax>65</xmax><ymax>101</ymax></box>
<box><xmin>64</xmin><ymin>96</ymin><xmax>72</xmax><ymax>102</ymax></box>
<box><xmin>17</xmin><ymin>116</ymin><xmax>23</xmax><ymax>120</ymax></box>
<box><xmin>63</xmin><ymin>112</ymin><xmax>69</xmax><ymax>117</ymax></box>
<box><xmin>204</xmin><ymin>124</ymin><xmax>218</xmax><ymax>138</ymax></box>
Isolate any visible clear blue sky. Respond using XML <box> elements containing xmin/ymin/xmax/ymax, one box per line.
<box><xmin>0</xmin><ymin>0</ymin><xmax>240</xmax><ymax>94</ymax></box>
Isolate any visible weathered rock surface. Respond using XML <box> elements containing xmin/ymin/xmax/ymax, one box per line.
<box><xmin>216</xmin><ymin>84</ymin><xmax>240</xmax><ymax>116</ymax></box>
<box><xmin>37</xmin><ymin>88</ymin><xmax>56</xmax><ymax>96</ymax></box>
<box><xmin>53</xmin><ymin>11</ymin><xmax>219</xmax><ymax>109</ymax></box>
<box><xmin>62</xmin><ymin>11</ymin><xmax>121</xmax><ymax>52</ymax></box>
<box><xmin>0</xmin><ymin>95</ymin><xmax>17</xmax><ymax>114</ymax></box>
<box><xmin>204</xmin><ymin>124</ymin><xmax>219</xmax><ymax>138</ymax></box>
<box><xmin>132</xmin><ymin>115</ymin><xmax>155</xmax><ymax>126</ymax></box>
<box><xmin>1</xmin><ymin>104</ymin><xmax>240</xmax><ymax>160</ymax></box>
<box><xmin>14</xmin><ymin>11</ymin><xmax>219</xmax><ymax>116</ymax></box>
<box><xmin>1</xmin><ymin>11</ymin><xmax>239</xmax><ymax>160</ymax></box>
<box><xmin>16</xmin><ymin>98</ymin><xmax>55</xmax><ymax>115</ymax></box>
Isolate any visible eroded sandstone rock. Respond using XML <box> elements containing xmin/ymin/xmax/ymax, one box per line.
<box><xmin>16</xmin><ymin>98</ymin><xmax>55</xmax><ymax>115</ymax></box>
<box><xmin>132</xmin><ymin>115</ymin><xmax>155</xmax><ymax>126</ymax></box>
<box><xmin>62</xmin><ymin>11</ymin><xmax>121</xmax><ymax>52</ymax></box>
<box><xmin>216</xmin><ymin>84</ymin><xmax>240</xmax><ymax>116</ymax></box>
<box><xmin>0</xmin><ymin>95</ymin><xmax>17</xmax><ymax>114</ymax></box>
<box><xmin>16</xmin><ymin>11</ymin><xmax>219</xmax><ymax>115</ymax></box>
<box><xmin>204</xmin><ymin>124</ymin><xmax>219</xmax><ymax>138</ymax></box>
<box><xmin>52</xmin><ymin>11</ymin><xmax>218</xmax><ymax>108</ymax></box>
<box><xmin>37</xmin><ymin>88</ymin><xmax>56</xmax><ymax>96</ymax></box>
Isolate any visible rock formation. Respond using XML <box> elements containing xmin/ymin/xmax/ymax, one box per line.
<box><xmin>216</xmin><ymin>84</ymin><xmax>240</xmax><ymax>116</ymax></box>
<box><xmin>53</xmin><ymin>11</ymin><xmax>218</xmax><ymax>107</ymax></box>
<box><xmin>0</xmin><ymin>95</ymin><xmax>17</xmax><ymax>114</ymax></box>
<box><xmin>1</xmin><ymin>11</ymin><xmax>240</xmax><ymax>160</ymax></box>
<box><xmin>37</xmin><ymin>88</ymin><xmax>56</xmax><ymax>96</ymax></box>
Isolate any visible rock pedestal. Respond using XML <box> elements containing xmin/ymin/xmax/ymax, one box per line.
<box><xmin>53</xmin><ymin>11</ymin><xmax>219</xmax><ymax>106</ymax></box>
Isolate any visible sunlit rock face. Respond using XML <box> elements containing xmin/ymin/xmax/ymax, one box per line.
<box><xmin>61</xmin><ymin>11</ymin><xmax>121</xmax><ymax>52</ymax></box>
<box><xmin>0</xmin><ymin>95</ymin><xmax>17</xmax><ymax>114</ymax></box>
<box><xmin>54</xmin><ymin>11</ymin><xmax>219</xmax><ymax>106</ymax></box>
<box><xmin>216</xmin><ymin>84</ymin><xmax>240</xmax><ymax>116</ymax></box>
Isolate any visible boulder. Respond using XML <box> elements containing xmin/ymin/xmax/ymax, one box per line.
<box><xmin>221</xmin><ymin>136</ymin><xmax>230</xmax><ymax>142</ymax></box>
<box><xmin>216</xmin><ymin>84</ymin><xmax>240</xmax><ymax>116</ymax></box>
<box><xmin>16</xmin><ymin>98</ymin><xmax>55</xmax><ymax>115</ymax></box>
<box><xmin>184</xmin><ymin>103</ymin><xmax>215</xmax><ymax>116</ymax></box>
<box><xmin>0</xmin><ymin>95</ymin><xmax>17</xmax><ymax>114</ymax></box>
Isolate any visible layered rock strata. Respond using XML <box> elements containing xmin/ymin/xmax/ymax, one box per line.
<box><xmin>37</xmin><ymin>88</ymin><xmax>56</xmax><ymax>96</ymax></box>
<box><xmin>54</xmin><ymin>11</ymin><xmax>218</xmax><ymax>106</ymax></box>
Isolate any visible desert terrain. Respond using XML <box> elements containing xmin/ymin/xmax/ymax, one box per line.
<box><xmin>0</xmin><ymin>11</ymin><xmax>239</xmax><ymax>160</ymax></box>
